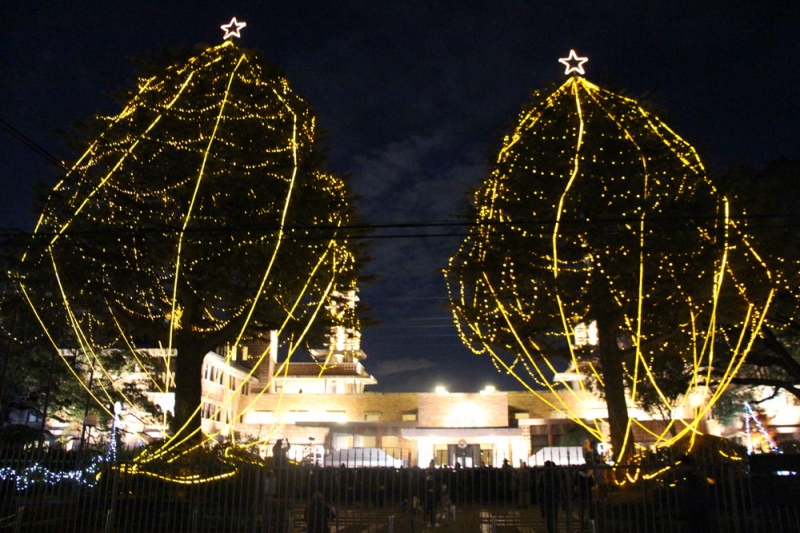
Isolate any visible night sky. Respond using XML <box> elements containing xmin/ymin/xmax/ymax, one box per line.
<box><xmin>1</xmin><ymin>1</ymin><xmax>798</xmax><ymax>393</ymax></box>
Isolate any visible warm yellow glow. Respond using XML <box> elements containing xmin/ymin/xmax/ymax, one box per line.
<box><xmin>17</xmin><ymin>38</ymin><xmax>359</xmax><ymax>468</ymax></box>
<box><xmin>445</xmin><ymin>74</ymin><xmax>773</xmax><ymax>462</ymax></box>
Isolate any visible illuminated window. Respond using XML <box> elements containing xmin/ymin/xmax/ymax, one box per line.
<box><xmin>358</xmin><ymin>436</ymin><xmax>377</xmax><ymax>448</ymax></box>
<box><xmin>573</xmin><ymin>321</ymin><xmax>598</xmax><ymax>347</ymax></box>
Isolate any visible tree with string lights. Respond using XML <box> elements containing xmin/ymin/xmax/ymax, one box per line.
<box><xmin>445</xmin><ymin>51</ymin><xmax>773</xmax><ymax>461</ymax></box>
<box><xmin>14</xmin><ymin>20</ymin><xmax>363</xmax><ymax>441</ymax></box>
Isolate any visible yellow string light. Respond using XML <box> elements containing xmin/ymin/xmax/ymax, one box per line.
<box><xmin>15</xmin><ymin>38</ymin><xmax>359</xmax><ymax>475</ymax></box>
<box><xmin>445</xmin><ymin>75</ymin><xmax>774</xmax><ymax>462</ymax></box>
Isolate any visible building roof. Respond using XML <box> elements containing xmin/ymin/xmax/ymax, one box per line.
<box><xmin>281</xmin><ymin>362</ymin><xmax>373</xmax><ymax>378</ymax></box>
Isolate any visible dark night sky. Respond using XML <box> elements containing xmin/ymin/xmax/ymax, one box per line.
<box><xmin>1</xmin><ymin>1</ymin><xmax>798</xmax><ymax>393</ymax></box>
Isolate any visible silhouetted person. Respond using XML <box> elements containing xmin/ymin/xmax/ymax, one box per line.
<box><xmin>582</xmin><ymin>438</ymin><xmax>598</xmax><ymax>465</ymax></box>
<box><xmin>424</xmin><ymin>468</ymin><xmax>439</xmax><ymax>526</ymax></box>
<box><xmin>502</xmin><ymin>458</ymin><xmax>514</xmax><ymax>502</ymax></box>
<box><xmin>539</xmin><ymin>461</ymin><xmax>561</xmax><ymax>533</ymax></box>
<box><xmin>305</xmin><ymin>492</ymin><xmax>335</xmax><ymax>533</ymax></box>
<box><xmin>439</xmin><ymin>483</ymin><xmax>453</xmax><ymax>522</ymax></box>
<box><xmin>517</xmin><ymin>463</ymin><xmax>531</xmax><ymax>508</ymax></box>
<box><xmin>574</xmin><ymin>467</ymin><xmax>595</xmax><ymax>531</ymax></box>
<box><xmin>677</xmin><ymin>454</ymin><xmax>710</xmax><ymax>532</ymax></box>
<box><xmin>593</xmin><ymin>454</ymin><xmax>609</xmax><ymax>498</ymax></box>
<box><xmin>273</xmin><ymin>438</ymin><xmax>290</xmax><ymax>468</ymax></box>
<box><xmin>333</xmin><ymin>463</ymin><xmax>347</xmax><ymax>503</ymax></box>
<box><xmin>271</xmin><ymin>439</ymin><xmax>292</xmax><ymax>497</ymax></box>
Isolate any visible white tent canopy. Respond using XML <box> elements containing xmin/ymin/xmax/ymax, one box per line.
<box><xmin>528</xmin><ymin>446</ymin><xmax>586</xmax><ymax>466</ymax></box>
<box><xmin>324</xmin><ymin>448</ymin><xmax>405</xmax><ymax>467</ymax></box>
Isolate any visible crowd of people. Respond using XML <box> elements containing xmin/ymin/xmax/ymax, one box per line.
<box><xmin>266</xmin><ymin>438</ymin><xmax>712</xmax><ymax>533</ymax></box>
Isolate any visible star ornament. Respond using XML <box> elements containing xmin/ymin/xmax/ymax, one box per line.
<box><xmin>221</xmin><ymin>17</ymin><xmax>247</xmax><ymax>40</ymax></box>
<box><xmin>558</xmin><ymin>49</ymin><xmax>589</xmax><ymax>75</ymax></box>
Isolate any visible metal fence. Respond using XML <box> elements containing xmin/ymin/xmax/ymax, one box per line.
<box><xmin>0</xmin><ymin>446</ymin><xmax>797</xmax><ymax>532</ymax></box>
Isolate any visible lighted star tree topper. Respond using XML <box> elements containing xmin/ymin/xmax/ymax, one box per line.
<box><xmin>558</xmin><ymin>49</ymin><xmax>589</xmax><ymax>75</ymax></box>
<box><xmin>18</xmin><ymin>34</ymin><xmax>361</xmax><ymax>461</ymax></box>
<box><xmin>444</xmin><ymin>54</ymin><xmax>774</xmax><ymax>462</ymax></box>
<box><xmin>221</xmin><ymin>17</ymin><xmax>247</xmax><ymax>40</ymax></box>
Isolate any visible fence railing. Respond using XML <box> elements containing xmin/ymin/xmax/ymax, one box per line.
<box><xmin>0</xmin><ymin>446</ymin><xmax>797</xmax><ymax>532</ymax></box>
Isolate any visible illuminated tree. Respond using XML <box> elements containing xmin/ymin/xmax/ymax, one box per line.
<box><xmin>445</xmin><ymin>65</ymin><xmax>772</xmax><ymax>461</ymax></box>
<box><xmin>16</xmin><ymin>39</ymin><xmax>361</xmax><ymax>441</ymax></box>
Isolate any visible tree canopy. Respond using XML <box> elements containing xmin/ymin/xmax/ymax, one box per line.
<box><xmin>445</xmin><ymin>76</ymin><xmax>772</xmax><ymax>461</ymax></box>
<box><xmin>13</xmin><ymin>40</ymin><xmax>363</xmax><ymax>441</ymax></box>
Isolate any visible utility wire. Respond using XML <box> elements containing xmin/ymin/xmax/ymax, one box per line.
<box><xmin>0</xmin><ymin>117</ymin><xmax>798</xmax><ymax>242</ymax></box>
<box><xmin>0</xmin><ymin>213</ymin><xmax>797</xmax><ymax>243</ymax></box>
<box><xmin>0</xmin><ymin>118</ymin><xmax>68</xmax><ymax>171</ymax></box>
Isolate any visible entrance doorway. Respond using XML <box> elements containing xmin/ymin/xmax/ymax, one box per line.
<box><xmin>448</xmin><ymin>443</ymin><xmax>482</xmax><ymax>467</ymax></box>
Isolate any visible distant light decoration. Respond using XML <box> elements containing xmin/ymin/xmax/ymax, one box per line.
<box><xmin>0</xmin><ymin>456</ymin><xmax>104</xmax><ymax>490</ymax></box>
<box><xmin>558</xmin><ymin>49</ymin><xmax>589</xmax><ymax>75</ymax></box>
<box><xmin>220</xmin><ymin>17</ymin><xmax>246</xmax><ymax>40</ymax></box>
<box><xmin>444</xmin><ymin>72</ymin><xmax>773</xmax><ymax>462</ymax></box>
<box><xmin>107</xmin><ymin>401</ymin><xmax>122</xmax><ymax>462</ymax></box>
<box><xmin>745</xmin><ymin>412</ymin><xmax>752</xmax><ymax>453</ymax></box>
<box><xmin>744</xmin><ymin>401</ymin><xmax>780</xmax><ymax>454</ymax></box>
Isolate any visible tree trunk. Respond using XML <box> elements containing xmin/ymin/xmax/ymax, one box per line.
<box><xmin>597</xmin><ymin>313</ymin><xmax>632</xmax><ymax>463</ymax></box>
<box><xmin>172</xmin><ymin>339</ymin><xmax>205</xmax><ymax>438</ymax></box>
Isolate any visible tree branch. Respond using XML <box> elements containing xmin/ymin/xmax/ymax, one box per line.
<box><xmin>727</xmin><ymin>377</ymin><xmax>800</xmax><ymax>402</ymax></box>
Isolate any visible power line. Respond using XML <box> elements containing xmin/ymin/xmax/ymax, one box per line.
<box><xmin>0</xmin><ymin>118</ymin><xmax>68</xmax><ymax>172</ymax></box>
<box><xmin>0</xmin><ymin>212</ymin><xmax>796</xmax><ymax>244</ymax></box>
<box><xmin>0</xmin><ymin>117</ymin><xmax>797</xmax><ymax>242</ymax></box>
